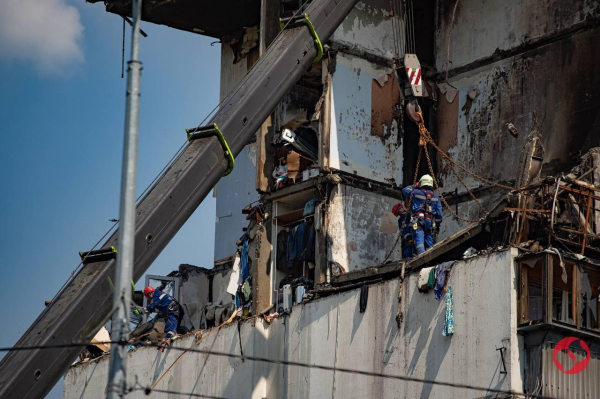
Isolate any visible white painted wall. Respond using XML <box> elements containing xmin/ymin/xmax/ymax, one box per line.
<box><xmin>65</xmin><ymin>250</ymin><xmax>523</xmax><ymax>399</ymax></box>
<box><xmin>327</xmin><ymin>184</ymin><xmax>401</xmax><ymax>271</ymax></box>
<box><xmin>329</xmin><ymin>52</ymin><xmax>403</xmax><ymax>185</ymax></box>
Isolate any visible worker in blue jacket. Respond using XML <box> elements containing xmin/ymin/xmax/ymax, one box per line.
<box><xmin>401</xmin><ymin>174</ymin><xmax>443</xmax><ymax>255</ymax></box>
<box><xmin>143</xmin><ymin>286</ymin><xmax>181</xmax><ymax>349</ymax></box>
<box><xmin>392</xmin><ymin>202</ymin><xmax>415</xmax><ymax>258</ymax></box>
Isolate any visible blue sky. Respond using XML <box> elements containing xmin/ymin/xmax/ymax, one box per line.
<box><xmin>0</xmin><ymin>1</ymin><xmax>220</xmax><ymax>397</ymax></box>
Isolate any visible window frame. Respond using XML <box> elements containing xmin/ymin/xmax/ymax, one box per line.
<box><xmin>518</xmin><ymin>253</ymin><xmax>600</xmax><ymax>336</ymax></box>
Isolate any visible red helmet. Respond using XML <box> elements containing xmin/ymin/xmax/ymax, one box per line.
<box><xmin>143</xmin><ymin>286</ymin><xmax>155</xmax><ymax>296</ymax></box>
<box><xmin>392</xmin><ymin>203</ymin><xmax>404</xmax><ymax>217</ymax></box>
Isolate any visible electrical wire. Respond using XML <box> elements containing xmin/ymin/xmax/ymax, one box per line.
<box><xmin>131</xmin><ymin>387</ymin><xmax>232</xmax><ymax>399</ymax></box>
<box><xmin>0</xmin><ymin>340</ymin><xmax>555</xmax><ymax>399</ymax></box>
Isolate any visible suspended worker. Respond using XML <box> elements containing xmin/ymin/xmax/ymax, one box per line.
<box><xmin>392</xmin><ymin>202</ymin><xmax>415</xmax><ymax>259</ymax></box>
<box><xmin>143</xmin><ymin>286</ymin><xmax>182</xmax><ymax>350</ymax></box>
<box><xmin>401</xmin><ymin>174</ymin><xmax>443</xmax><ymax>255</ymax></box>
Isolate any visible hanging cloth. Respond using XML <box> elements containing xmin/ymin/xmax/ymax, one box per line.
<box><xmin>359</xmin><ymin>285</ymin><xmax>369</xmax><ymax>313</ymax></box>
<box><xmin>299</xmin><ymin>220</ymin><xmax>316</xmax><ymax>262</ymax></box>
<box><xmin>442</xmin><ymin>286</ymin><xmax>455</xmax><ymax>336</ymax></box>
<box><xmin>240</xmin><ymin>235</ymin><xmax>249</xmax><ymax>281</ymax></box>
<box><xmin>434</xmin><ymin>261</ymin><xmax>454</xmax><ymax>301</ymax></box>
<box><xmin>276</xmin><ymin>230</ymin><xmax>289</xmax><ymax>270</ymax></box>
<box><xmin>287</xmin><ymin>227</ymin><xmax>297</xmax><ymax>266</ymax></box>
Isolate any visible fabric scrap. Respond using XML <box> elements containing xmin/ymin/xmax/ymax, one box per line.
<box><xmin>434</xmin><ymin>261</ymin><xmax>454</xmax><ymax>301</ymax></box>
<box><xmin>359</xmin><ymin>285</ymin><xmax>369</xmax><ymax>313</ymax></box>
<box><xmin>287</xmin><ymin>227</ymin><xmax>296</xmax><ymax>265</ymax></box>
<box><xmin>299</xmin><ymin>220</ymin><xmax>316</xmax><ymax>262</ymax></box>
<box><xmin>240</xmin><ymin>235</ymin><xmax>249</xmax><ymax>281</ymax></box>
<box><xmin>418</xmin><ymin>266</ymin><xmax>435</xmax><ymax>293</ymax></box>
<box><xmin>303</xmin><ymin>198</ymin><xmax>322</xmax><ymax>216</ymax></box>
<box><xmin>427</xmin><ymin>267</ymin><xmax>435</xmax><ymax>289</ymax></box>
<box><xmin>242</xmin><ymin>280</ymin><xmax>251</xmax><ymax>302</ymax></box>
<box><xmin>276</xmin><ymin>230</ymin><xmax>289</xmax><ymax>270</ymax></box>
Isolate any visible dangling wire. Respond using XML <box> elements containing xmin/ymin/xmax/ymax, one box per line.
<box><xmin>389</xmin><ymin>1</ymin><xmax>400</xmax><ymax>58</ymax></box>
<box><xmin>403</xmin><ymin>0</ymin><xmax>411</xmax><ymax>54</ymax></box>
<box><xmin>409</xmin><ymin>0</ymin><xmax>416</xmax><ymax>54</ymax></box>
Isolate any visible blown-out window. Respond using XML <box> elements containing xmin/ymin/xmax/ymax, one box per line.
<box><xmin>518</xmin><ymin>253</ymin><xmax>600</xmax><ymax>333</ymax></box>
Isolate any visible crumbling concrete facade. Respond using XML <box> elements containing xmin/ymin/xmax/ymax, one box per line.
<box><xmin>66</xmin><ymin>250</ymin><xmax>539</xmax><ymax>399</ymax></box>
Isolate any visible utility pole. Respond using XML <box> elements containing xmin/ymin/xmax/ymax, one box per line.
<box><xmin>106</xmin><ymin>0</ymin><xmax>143</xmax><ymax>397</ymax></box>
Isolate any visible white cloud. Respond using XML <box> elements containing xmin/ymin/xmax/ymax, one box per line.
<box><xmin>0</xmin><ymin>0</ymin><xmax>84</xmax><ymax>75</ymax></box>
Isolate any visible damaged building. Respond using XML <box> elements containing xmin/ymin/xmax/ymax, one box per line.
<box><xmin>61</xmin><ymin>0</ymin><xmax>600</xmax><ymax>398</ymax></box>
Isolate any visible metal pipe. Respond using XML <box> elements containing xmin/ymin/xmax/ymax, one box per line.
<box><xmin>106</xmin><ymin>0</ymin><xmax>142</xmax><ymax>397</ymax></box>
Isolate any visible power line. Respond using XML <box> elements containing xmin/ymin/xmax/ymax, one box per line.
<box><xmin>131</xmin><ymin>386</ymin><xmax>232</xmax><ymax>399</ymax></box>
<box><xmin>0</xmin><ymin>341</ymin><xmax>554</xmax><ymax>399</ymax></box>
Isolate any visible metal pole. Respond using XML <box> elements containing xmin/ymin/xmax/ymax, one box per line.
<box><xmin>107</xmin><ymin>0</ymin><xmax>142</xmax><ymax>397</ymax></box>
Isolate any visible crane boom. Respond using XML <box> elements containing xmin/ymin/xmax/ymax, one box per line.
<box><xmin>0</xmin><ymin>1</ymin><xmax>359</xmax><ymax>397</ymax></box>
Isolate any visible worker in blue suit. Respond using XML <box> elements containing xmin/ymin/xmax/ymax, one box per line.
<box><xmin>392</xmin><ymin>202</ymin><xmax>415</xmax><ymax>259</ymax></box>
<box><xmin>143</xmin><ymin>286</ymin><xmax>181</xmax><ymax>350</ymax></box>
<box><xmin>401</xmin><ymin>174</ymin><xmax>443</xmax><ymax>255</ymax></box>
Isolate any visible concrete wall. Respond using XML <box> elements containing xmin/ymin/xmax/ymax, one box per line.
<box><xmin>331</xmin><ymin>0</ymin><xmax>399</xmax><ymax>60</ymax></box>
<box><xmin>65</xmin><ymin>250</ymin><xmax>523</xmax><ymax>399</ymax></box>
<box><xmin>214</xmin><ymin>42</ymin><xmax>260</xmax><ymax>260</ymax></box>
<box><xmin>326</xmin><ymin>184</ymin><xmax>401</xmax><ymax>271</ymax></box>
<box><xmin>329</xmin><ymin>52</ymin><xmax>403</xmax><ymax>185</ymax></box>
<box><xmin>433</xmin><ymin>1</ymin><xmax>600</xmax><ymax>239</ymax></box>
<box><xmin>435</xmin><ymin>0</ymin><xmax>600</xmax><ymax>71</ymax></box>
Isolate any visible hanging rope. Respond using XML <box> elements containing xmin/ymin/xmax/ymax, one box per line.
<box><xmin>382</xmin><ymin>145</ymin><xmax>422</xmax><ymax>263</ymax></box>
<box><xmin>413</xmin><ymin>110</ymin><xmax>511</xmax><ymax>223</ymax></box>
<box><xmin>413</xmin><ymin>112</ymin><xmax>514</xmax><ymax>190</ymax></box>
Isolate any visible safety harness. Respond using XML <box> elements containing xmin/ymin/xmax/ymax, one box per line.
<box><xmin>157</xmin><ymin>293</ymin><xmax>181</xmax><ymax>317</ymax></box>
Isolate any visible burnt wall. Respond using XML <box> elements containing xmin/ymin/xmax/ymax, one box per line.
<box><xmin>432</xmin><ymin>0</ymin><xmax>600</xmax><ymax>239</ymax></box>
<box><xmin>437</xmin><ymin>27</ymin><xmax>600</xmax><ymax>188</ymax></box>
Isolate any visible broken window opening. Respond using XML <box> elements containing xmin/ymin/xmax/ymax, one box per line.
<box><xmin>552</xmin><ymin>262</ymin><xmax>574</xmax><ymax>325</ymax></box>
<box><xmin>580</xmin><ymin>265</ymin><xmax>600</xmax><ymax>331</ymax></box>
<box><xmin>518</xmin><ymin>253</ymin><xmax>600</xmax><ymax>334</ymax></box>
<box><xmin>270</xmin><ymin>76</ymin><xmax>324</xmax><ymax>192</ymax></box>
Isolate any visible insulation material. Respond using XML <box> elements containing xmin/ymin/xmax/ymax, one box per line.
<box><xmin>329</xmin><ymin>52</ymin><xmax>403</xmax><ymax>185</ymax></box>
<box><xmin>90</xmin><ymin>327</ymin><xmax>110</xmax><ymax>352</ymax></box>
